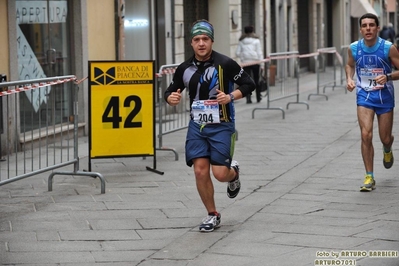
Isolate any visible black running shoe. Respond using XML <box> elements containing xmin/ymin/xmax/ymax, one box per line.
<box><xmin>227</xmin><ymin>160</ymin><xmax>240</xmax><ymax>198</ymax></box>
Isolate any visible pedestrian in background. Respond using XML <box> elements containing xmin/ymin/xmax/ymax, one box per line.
<box><xmin>379</xmin><ymin>22</ymin><xmax>395</xmax><ymax>43</ymax></box>
<box><xmin>345</xmin><ymin>13</ymin><xmax>399</xmax><ymax>192</ymax></box>
<box><xmin>236</xmin><ymin>25</ymin><xmax>264</xmax><ymax>103</ymax></box>
<box><xmin>164</xmin><ymin>20</ymin><xmax>256</xmax><ymax>232</ymax></box>
<box><xmin>388</xmin><ymin>22</ymin><xmax>396</xmax><ymax>42</ymax></box>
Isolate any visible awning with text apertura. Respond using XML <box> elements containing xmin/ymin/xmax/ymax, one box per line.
<box><xmin>351</xmin><ymin>0</ymin><xmax>378</xmax><ymax>18</ymax></box>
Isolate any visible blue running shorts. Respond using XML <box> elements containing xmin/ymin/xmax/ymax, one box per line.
<box><xmin>185</xmin><ymin>120</ymin><xmax>236</xmax><ymax>167</ymax></box>
<box><xmin>357</xmin><ymin>88</ymin><xmax>394</xmax><ymax>115</ymax></box>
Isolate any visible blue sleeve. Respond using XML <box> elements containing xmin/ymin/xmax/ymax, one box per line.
<box><xmin>350</xmin><ymin>42</ymin><xmax>358</xmax><ymax>60</ymax></box>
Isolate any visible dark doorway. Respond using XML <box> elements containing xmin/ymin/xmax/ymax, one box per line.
<box><xmin>183</xmin><ymin>0</ymin><xmax>209</xmax><ymax>60</ymax></box>
<box><xmin>297</xmin><ymin>1</ymin><xmax>310</xmax><ymax>70</ymax></box>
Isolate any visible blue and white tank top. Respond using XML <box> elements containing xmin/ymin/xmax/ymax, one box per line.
<box><xmin>350</xmin><ymin>37</ymin><xmax>393</xmax><ymax>93</ymax></box>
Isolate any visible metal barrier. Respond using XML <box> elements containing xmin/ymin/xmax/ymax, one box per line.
<box><xmin>308</xmin><ymin>47</ymin><xmax>346</xmax><ymax>101</ymax></box>
<box><xmin>252</xmin><ymin>52</ymin><xmax>309</xmax><ymax>119</ymax></box>
<box><xmin>0</xmin><ymin>76</ymin><xmax>105</xmax><ymax>193</ymax></box>
<box><xmin>156</xmin><ymin>64</ymin><xmax>188</xmax><ymax>161</ymax></box>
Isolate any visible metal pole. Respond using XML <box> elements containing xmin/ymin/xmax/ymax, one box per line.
<box><xmin>0</xmin><ymin>74</ymin><xmax>6</xmax><ymax>162</ymax></box>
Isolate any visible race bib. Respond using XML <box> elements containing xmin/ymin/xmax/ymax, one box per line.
<box><xmin>359</xmin><ymin>68</ymin><xmax>384</xmax><ymax>91</ymax></box>
<box><xmin>191</xmin><ymin>100</ymin><xmax>220</xmax><ymax>124</ymax></box>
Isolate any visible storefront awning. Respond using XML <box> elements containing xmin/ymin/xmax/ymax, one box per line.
<box><xmin>351</xmin><ymin>0</ymin><xmax>377</xmax><ymax>18</ymax></box>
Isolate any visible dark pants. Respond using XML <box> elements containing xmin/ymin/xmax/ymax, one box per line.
<box><xmin>243</xmin><ymin>65</ymin><xmax>261</xmax><ymax>103</ymax></box>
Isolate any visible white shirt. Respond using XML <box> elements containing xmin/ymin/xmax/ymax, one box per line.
<box><xmin>236</xmin><ymin>35</ymin><xmax>264</xmax><ymax>64</ymax></box>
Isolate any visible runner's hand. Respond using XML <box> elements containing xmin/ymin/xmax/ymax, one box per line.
<box><xmin>347</xmin><ymin>79</ymin><xmax>355</xmax><ymax>92</ymax></box>
<box><xmin>216</xmin><ymin>89</ymin><xmax>231</xmax><ymax>104</ymax></box>
<box><xmin>168</xmin><ymin>89</ymin><xmax>181</xmax><ymax>106</ymax></box>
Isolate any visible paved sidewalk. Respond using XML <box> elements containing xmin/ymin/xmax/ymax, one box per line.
<box><xmin>0</xmin><ymin>74</ymin><xmax>398</xmax><ymax>266</ymax></box>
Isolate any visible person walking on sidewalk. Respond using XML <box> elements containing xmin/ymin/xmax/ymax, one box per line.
<box><xmin>345</xmin><ymin>13</ymin><xmax>399</xmax><ymax>192</ymax></box>
<box><xmin>379</xmin><ymin>23</ymin><xmax>395</xmax><ymax>43</ymax></box>
<box><xmin>164</xmin><ymin>20</ymin><xmax>256</xmax><ymax>232</ymax></box>
<box><xmin>235</xmin><ymin>25</ymin><xmax>264</xmax><ymax>103</ymax></box>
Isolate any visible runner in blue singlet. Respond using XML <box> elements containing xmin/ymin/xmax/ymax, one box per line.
<box><xmin>346</xmin><ymin>13</ymin><xmax>399</xmax><ymax>192</ymax></box>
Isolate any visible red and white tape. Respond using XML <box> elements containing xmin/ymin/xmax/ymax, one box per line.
<box><xmin>0</xmin><ymin>76</ymin><xmax>77</xmax><ymax>97</ymax></box>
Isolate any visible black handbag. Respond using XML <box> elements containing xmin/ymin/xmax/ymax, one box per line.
<box><xmin>259</xmin><ymin>75</ymin><xmax>268</xmax><ymax>92</ymax></box>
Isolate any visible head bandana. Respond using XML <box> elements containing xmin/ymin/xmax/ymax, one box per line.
<box><xmin>190</xmin><ymin>20</ymin><xmax>214</xmax><ymax>41</ymax></box>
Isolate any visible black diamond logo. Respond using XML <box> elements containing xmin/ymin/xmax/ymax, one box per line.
<box><xmin>91</xmin><ymin>67</ymin><xmax>116</xmax><ymax>85</ymax></box>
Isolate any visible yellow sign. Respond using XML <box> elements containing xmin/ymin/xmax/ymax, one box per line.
<box><xmin>88</xmin><ymin>61</ymin><xmax>155</xmax><ymax>158</ymax></box>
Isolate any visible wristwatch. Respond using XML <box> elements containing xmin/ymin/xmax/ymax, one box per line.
<box><xmin>229</xmin><ymin>93</ymin><xmax>235</xmax><ymax>102</ymax></box>
<box><xmin>386</xmin><ymin>73</ymin><xmax>393</xmax><ymax>81</ymax></box>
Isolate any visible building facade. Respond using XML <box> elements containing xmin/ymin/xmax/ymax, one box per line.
<box><xmin>0</xmin><ymin>0</ymin><xmax>394</xmax><ymax>153</ymax></box>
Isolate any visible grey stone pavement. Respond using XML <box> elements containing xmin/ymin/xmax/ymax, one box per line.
<box><xmin>1</xmin><ymin>71</ymin><xmax>399</xmax><ymax>266</ymax></box>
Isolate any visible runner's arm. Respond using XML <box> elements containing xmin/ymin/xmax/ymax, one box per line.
<box><xmin>389</xmin><ymin>45</ymin><xmax>399</xmax><ymax>80</ymax></box>
<box><xmin>345</xmin><ymin>47</ymin><xmax>356</xmax><ymax>92</ymax></box>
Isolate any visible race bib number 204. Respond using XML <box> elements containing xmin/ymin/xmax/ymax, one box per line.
<box><xmin>192</xmin><ymin>100</ymin><xmax>220</xmax><ymax>124</ymax></box>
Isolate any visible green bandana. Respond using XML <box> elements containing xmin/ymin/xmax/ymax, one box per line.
<box><xmin>190</xmin><ymin>20</ymin><xmax>214</xmax><ymax>41</ymax></box>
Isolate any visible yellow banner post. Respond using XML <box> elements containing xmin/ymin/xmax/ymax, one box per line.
<box><xmin>88</xmin><ymin>61</ymin><xmax>163</xmax><ymax>175</ymax></box>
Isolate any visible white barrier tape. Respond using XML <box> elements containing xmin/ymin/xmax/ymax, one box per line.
<box><xmin>268</xmin><ymin>54</ymin><xmax>299</xmax><ymax>61</ymax></box>
<box><xmin>317</xmin><ymin>49</ymin><xmax>344</xmax><ymax>66</ymax></box>
<box><xmin>240</xmin><ymin>59</ymin><xmax>269</xmax><ymax>68</ymax></box>
<box><xmin>335</xmin><ymin>52</ymin><xmax>343</xmax><ymax>66</ymax></box>
<box><xmin>0</xmin><ymin>77</ymin><xmax>77</xmax><ymax>97</ymax></box>
<box><xmin>75</xmin><ymin>76</ymin><xmax>88</xmax><ymax>84</ymax></box>
<box><xmin>155</xmin><ymin>50</ymin><xmax>346</xmax><ymax>77</ymax></box>
<box><xmin>317</xmin><ymin>48</ymin><xmax>337</xmax><ymax>53</ymax></box>
<box><xmin>156</xmin><ymin>67</ymin><xmax>177</xmax><ymax>78</ymax></box>
<box><xmin>299</xmin><ymin>52</ymin><xmax>319</xmax><ymax>58</ymax></box>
